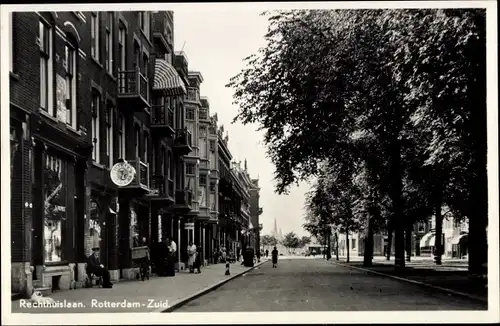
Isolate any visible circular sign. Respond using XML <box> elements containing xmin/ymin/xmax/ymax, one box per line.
<box><xmin>110</xmin><ymin>161</ymin><xmax>136</xmax><ymax>187</ymax></box>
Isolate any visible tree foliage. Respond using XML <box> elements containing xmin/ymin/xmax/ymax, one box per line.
<box><xmin>228</xmin><ymin>9</ymin><xmax>487</xmax><ymax>273</ymax></box>
<box><xmin>281</xmin><ymin>232</ymin><xmax>300</xmax><ymax>253</ymax></box>
<box><xmin>261</xmin><ymin>234</ymin><xmax>278</xmax><ymax>248</ymax></box>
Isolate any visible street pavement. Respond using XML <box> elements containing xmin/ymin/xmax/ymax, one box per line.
<box><xmin>173</xmin><ymin>258</ymin><xmax>487</xmax><ymax>312</ymax></box>
<box><xmin>11</xmin><ymin>262</ymin><xmax>253</xmax><ymax>313</ymax></box>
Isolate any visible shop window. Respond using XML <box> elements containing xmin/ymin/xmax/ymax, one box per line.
<box><xmin>43</xmin><ymin>154</ymin><xmax>65</xmax><ymax>263</ymax></box>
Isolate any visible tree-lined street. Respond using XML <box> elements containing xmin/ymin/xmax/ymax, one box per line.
<box><xmin>173</xmin><ymin>259</ymin><xmax>487</xmax><ymax>312</ymax></box>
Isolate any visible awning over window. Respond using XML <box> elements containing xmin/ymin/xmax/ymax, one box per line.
<box><xmin>153</xmin><ymin>59</ymin><xmax>187</xmax><ymax>96</ymax></box>
<box><xmin>451</xmin><ymin>233</ymin><xmax>468</xmax><ymax>245</ymax></box>
<box><xmin>419</xmin><ymin>232</ymin><xmax>435</xmax><ymax>248</ymax></box>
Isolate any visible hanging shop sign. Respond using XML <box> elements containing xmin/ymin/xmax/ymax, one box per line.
<box><xmin>110</xmin><ymin>161</ymin><xmax>136</xmax><ymax>187</ymax></box>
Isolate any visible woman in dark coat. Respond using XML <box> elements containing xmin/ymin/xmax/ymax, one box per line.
<box><xmin>272</xmin><ymin>246</ymin><xmax>278</xmax><ymax>268</ymax></box>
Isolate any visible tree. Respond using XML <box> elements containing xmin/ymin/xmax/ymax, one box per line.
<box><xmin>261</xmin><ymin>234</ymin><xmax>277</xmax><ymax>250</ymax></box>
<box><xmin>228</xmin><ymin>9</ymin><xmax>487</xmax><ymax>274</ymax></box>
<box><xmin>282</xmin><ymin>232</ymin><xmax>300</xmax><ymax>254</ymax></box>
<box><xmin>299</xmin><ymin>236</ymin><xmax>311</xmax><ymax>248</ymax></box>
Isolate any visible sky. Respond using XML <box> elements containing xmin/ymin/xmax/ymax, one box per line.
<box><xmin>174</xmin><ymin>8</ymin><xmax>310</xmax><ymax>238</ymax></box>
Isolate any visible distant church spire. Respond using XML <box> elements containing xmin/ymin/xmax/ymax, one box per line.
<box><xmin>273</xmin><ymin>218</ymin><xmax>278</xmax><ymax>238</ymax></box>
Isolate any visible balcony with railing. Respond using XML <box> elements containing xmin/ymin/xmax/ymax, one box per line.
<box><xmin>151</xmin><ymin>105</ymin><xmax>175</xmax><ymax>137</ymax></box>
<box><xmin>147</xmin><ymin>175</ymin><xmax>175</xmax><ymax>205</ymax></box>
<box><xmin>120</xmin><ymin>159</ymin><xmax>150</xmax><ymax>194</ymax></box>
<box><xmin>117</xmin><ymin>67</ymin><xmax>150</xmax><ymax>111</ymax></box>
<box><xmin>173</xmin><ymin>128</ymin><xmax>192</xmax><ymax>155</ymax></box>
<box><xmin>173</xmin><ymin>189</ymin><xmax>193</xmax><ymax>213</ymax></box>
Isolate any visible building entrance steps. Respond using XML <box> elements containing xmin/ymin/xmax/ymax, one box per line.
<box><xmin>11</xmin><ymin>261</ymin><xmax>267</xmax><ymax>313</ymax></box>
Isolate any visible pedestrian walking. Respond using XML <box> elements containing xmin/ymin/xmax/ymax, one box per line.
<box><xmin>187</xmin><ymin>241</ymin><xmax>197</xmax><ymax>273</ymax></box>
<box><xmin>265</xmin><ymin>249</ymin><xmax>269</xmax><ymax>258</ymax></box>
<box><xmin>272</xmin><ymin>246</ymin><xmax>278</xmax><ymax>268</ymax></box>
<box><xmin>166</xmin><ymin>236</ymin><xmax>176</xmax><ymax>276</ymax></box>
<box><xmin>194</xmin><ymin>245</ymin><xmax>202</xmax><ymax>274</ymax></box>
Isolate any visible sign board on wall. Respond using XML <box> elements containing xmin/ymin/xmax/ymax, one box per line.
<box><xmin>184</xmin><ymin>222</ymin><xmax>194</xmax><ymax>230</ymax></box>
<box><xmin>110</xmin><ymin>161</ymin><xmax>136</xmax><ymax>187</ymax></box>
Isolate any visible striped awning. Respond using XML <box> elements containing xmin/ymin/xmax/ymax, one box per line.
<box><xmin>419</xmin><ymin>232</ymin><xmax>435</xmax><ymax>248</ymax></box>
<box><xmin>153</xmin><ymin>59</ymin><xmax>187</xmax><ymax>96</ymax></box>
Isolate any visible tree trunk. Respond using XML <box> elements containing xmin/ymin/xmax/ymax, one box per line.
<box><xmin>389</xmin><ymin>137</ymin><xmax>405</xmax><ymax>270</ymax></box>
<box><xmin>346</xmin><ymin>229</ymin><xmax>350</xmax><ymax>263</ymax></box>
<box><xmin>335</xmin><ymin>232</ymin><xmax>339</xmax><ymax>261</ymax></box>
<box><xmin>327</xmin><ymin>232</ymin><xmax>332</xmax><ymax>260</ymax></box>
<box><xmin>363</xmin><ymin>217</ymin><xmax>374</xmax><ymax>267</ymax></box>
<box><xmin>434</xmin><ymin>189</ymin><xmax>443</xmax><ymax>265</ymax></box>
<box><xmin>405</xmin><ymin>224</ymin><xmax>412</xmax><ymax>262</ymax></box>
<box><xmin>386</xmin><ymin>224</ymin><xmax>393</xmax><ymax>261</ymax></box>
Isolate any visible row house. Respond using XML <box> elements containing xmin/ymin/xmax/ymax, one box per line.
<box><xmin>197</xmin><ymin>98</ymin><xmax>220</xmax><ymax>264</ymax></box>
<box><xmin>249</xmin><ymin>179</ymin><xmax>263</xmax><ymax>253</ymax></box>
<box><xmin>217</xmin><ymin>126</ymin><xmax>234</xmax><ymax>255</ymax></box>
<box><xmin>230</xmin><ymin>161</ymin><xmax>251</xmax><ymax>255</ymax></box>
<box><xmin>8</xmin><ymin>10</ymin><xmax>194</xmax><ymax>297</ymax></box>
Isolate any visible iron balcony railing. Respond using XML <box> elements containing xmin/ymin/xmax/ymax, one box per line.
<box><xmin>118</xmin><ymin>67</ymin><xmax>149</xmax><ymax>102</ymax></box>
<box><xmin>151</xmin><ymin>105</ymin><xmax>175</xmax><ymax>128</ymax></box>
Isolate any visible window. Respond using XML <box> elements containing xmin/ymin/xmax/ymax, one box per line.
<box><xmin>105</xmin><ymin>105</ymin><xmax>114</xmax><ymax>167</ymax></box>
<box><xmin>9</xmin><ymin>12</ymin><xmax>13</xmax><ymax>72</ymax></box>
<box><xmin>118</xmin><ymin>114</ymin><xmax>126</xmax><ymax>160</ymax></box>
<box><xmin>209</xmin><ymin>126</ymin><xmax>216</xmax><ymax>135</ymax></box>
<box><xmin>209</xmin><ymin>140</ymin><xmax>215</xmax><ymax>152</ymax></box>
<box><xmin>168</xmin><ymin>153</ymin><xmax>174</xmax><ymax>180</ymax></box>
<box><xmin>91</xmin><ymin>12</ymin><xmax>99</xmax><ymax>61</ymax></box>
<box><xmin>351</xmin><ymin>238</ymin><xmax>356</xmax><ymax>249</ymax></box>
<box><xmin>105</xmin><ymin>12</ymin><xmax>114</xmax><ymax>74</ymax></box>
<box><xmin>65</xmin><ymin>44</ymin><xmax>76</xmax><ymax>128</ymax></box>
<box><xmin>91</xmin><ymin>93</ymin><xmax>100</xmax><ymax>162</ymax></box>
<box><xmin>199</xmin><ymin>108</ymin><xmax>208</xmax><ymax>120</ymax></box>
<box><xmin>161</xmin><ymin>148</ymin><xmax>166</xmax><ymax>175</ymax></box>
<box><xmin>118</xmin><ymin>25</ymin><xmax>126</xmax><ymax>91</ymax></box>
<box><xmin>186</xmin><ymin>108</ymin><xmax>195</xmax><ymax>120</ymax></box>
<box><xmin>135</xmin><ymin>127</ymin><xmax>140</xmax><ymax>159</ymax></box>
<box><xmin>151</xmin><ymin>146</ymin><xmax>156</xmax><ymax>175</ymax></box>
<box><xmin>417</xmin><ymin>222</ymin><xmax>425</xmax><ymax>233</ymax></box>
<box><xmin>209</xmin><ymin>181</ymin><xmax>216</xmax><ymax>192</ymax></box>
<box><xmin>39</xmin><ymin>20</ymin><xmax>52</xmax><ymax>113</ymax></box>
<box><xmin>186</xmin><ymin>163</ymin><xmax>195</xmax><ymax>175</ymax></box>
<box><xmin>199</xmin><ymin>174</ymin><xmax>207</xmax><ymax>186</ymax></box>
<box><xmin>134</xmin><ymin>41</ymin><xmax>140</xmax><ymax>70</ymax></box>
<box><xmin>143</xmin><ymin>131</ymin><xmax>149</xmax><ymax>163</ymax></box>
<box><xmin>139</xmin><ymin>11</ymin><xmax>150</xmax><ymax>38</ymax></box>
<box><xmin>142</xmin><ymin>53</ymin><xmax>149</xmax><ymax>78</ymax></box>
<box><xmin>199</xmin><ymin>137</ymin><xmax>207</xmax><ymax>159</ymax></box>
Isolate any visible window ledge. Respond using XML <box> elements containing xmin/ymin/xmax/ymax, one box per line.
<box><xmin>106</xmin><ymin>71</ymin><xmax>116</xmax><ymax>82</ymax></box>
<box><xmin>10</xmin><ymin>71</ymin><xmax>20</xmax><ymax>81</ymax></box>
<box><xmin>67</xmin><ymin>126</ymin><xmax>82</xmax><ymax>136</ymax></box>
<box><xmin>91</xmin><ymin>56</ymin><xmax>103</xmax><ymax>69</ymax></box>
<box><xmin>39</xmin><ymin>109</ymin><xmax>58</xmax><ymax>123</ymax></box>
<box><xmin>92</xmin><ymin>162</ymin><xmax>107</xmax><ymax>170</ymax></box>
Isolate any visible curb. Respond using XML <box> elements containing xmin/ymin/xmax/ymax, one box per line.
<box><xmin>158</xmin><ymin>260</ymin><xmax>269</xmax><ymax>313</ymax></box>
<box><xmin>331</xmin><ymin>261</ymin><xmax>488</xmax><ymax>304</ymax></box>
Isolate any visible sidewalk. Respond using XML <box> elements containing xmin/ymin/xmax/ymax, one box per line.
<box><xmin>11</xmin><ymin>260</ymin><xmax>267</xmax><ymax>313</ymax></box>
<box><xmin>330</xmin><ymin>256</ymin><xmax>487</xmax><ymax>302</ymax></box>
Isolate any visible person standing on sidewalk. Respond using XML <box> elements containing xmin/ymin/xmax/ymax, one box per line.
<box><xmin>272</xmin><ymin>246</ymin><xmax>279</xmax><ymax>268</ymax></box>
<box><xmin>187</xmin><ymin>241</ymin><xmax>197</xmax><ymax>273</ymax></box>
<box><xmin>266</xmin><ymin>249</ymin><xmax>269</xmax><ymax>258</ymax></box>
<box><xmin>166</xmin><ymin>236</ymin><xmax>177</xmax><ymax>276</ymax></box>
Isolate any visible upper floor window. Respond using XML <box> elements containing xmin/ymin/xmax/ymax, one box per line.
<box><xmin>39</xmin><ymin>20</ymin><xmax>53</xmax><ymax>114</ymax></box>
<box><xmin>199</xmin><ymin>174</ymin><xmax>207</xmax><ymax>186</ymax></box>
<box><xmin>199</xmin><ymin>108</ymin><xmax>208</xmax><ymax>120</ymax></box>
<box><xmin>168</xmin><ymin>153</ymin><xmax>174</xmax><ymax>180</ymax></box>
<box><xmin>186</xmin><ymin>163</ymin><xmax>195</xmax><ymax>175</ymax></box>
<box><xmin>142</xmin><ymin>53</ymin><xmax>149</xmax><ymax>79</ymax></box>
<box><xmin>91</xmin><ymin>93</ymin><xmax>100</xmax><ymax>163</ymax></box>
<box><xmin>143</xmin><ymin>131</ymin><xmax>149</xmax><ymax>163</ymax></box>
<box><xmin>118</xmin><ymin>25</ymin><xmax>126</xmax><ymax>73</ymax></box>
<box><xmin>134</xmin><ymin>126</ymin><xmax>140</xmax><ymax>159</ymax></box>
<box><xmin>91</xmin><ymin>12</ymin><xmax>100</xmax><ymax>61</ymax></box>
<box><xmin>209</xmin><ymin>126</ymin><xmax>216</xmax><ymax>135</ymax></box>
<box><xmin>186</xmin><ymin>108</ymin><xmax>195</xmax><ymax>120</ymax></box>
<box><xmin>139</xmin><ymin>12</ymin><xmax>150</xmax><ymax>39</ymax></box>
<box><xmin>65</xmin><ymin>44</ymin><xmax>77</xmax><ymax>129</ymax></box>
<box><xmin>118</xmin><ymin>114</ymin><xmax>126</xmax><ymax>160</ymax></box>
<box><xmin>105</xmin><ymin>12</ymin><xmax>114</xmax><ymax>75</ymax></box>
<box><xmin>105</xmin><ymin>104</ymin><xmax>114</xmax><ymax>167</ymax></box>
<box><xmin>209</xmin><ymin>140</ymin><xmax>216</xmax><ymax>152</ymax></box>
<box><xmin>209</xmin><ymin>181</ymin><xmax>216</xmax><ymax>192</ymax></box>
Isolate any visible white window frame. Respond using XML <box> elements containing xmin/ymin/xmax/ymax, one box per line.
<box><xmin>39</xmin><ymin>20</ymin><xmax>53</xmax><ymax>115</ymax></box>
<box><xmin>118</xmin><ymin>114</ymin><xmax>126</xmax><ymax>160</ymax></box>
<box><xmin>91</xmin><ymin>94</ymin><xmax>100</xmax><ymax>163</ymax></box>
<box><xmin>65</xmin><ymin>44</ymin><xmax>77</xmax><ymax>129</ymax></box>
<box><xmin>106</xmin><ymin>12</ymin><xmax>113</xmax><ymax>75</ymax></box>
<box><xmin>118</xmin><ymin>25</ymin><xmax>126</xmax><ymax>73</ymax></box>
<box><xmin>106</xmin><ymin>106</ymin><xmax>114</xmax><ymax>167</ymax></box>
<box><xmin>91</xmin><ymin>12</ymin><xmax>100</xmax><ymax>61</ymax></box>
<box><xmin>186</xmin><ymin>163</ymin><xmax>195</xmax><ymax>175</ymax></box>
<box><xmin>143</xmin><ymin>131</ymin><xmax>149</xmax><ymax>163</ymax></box>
